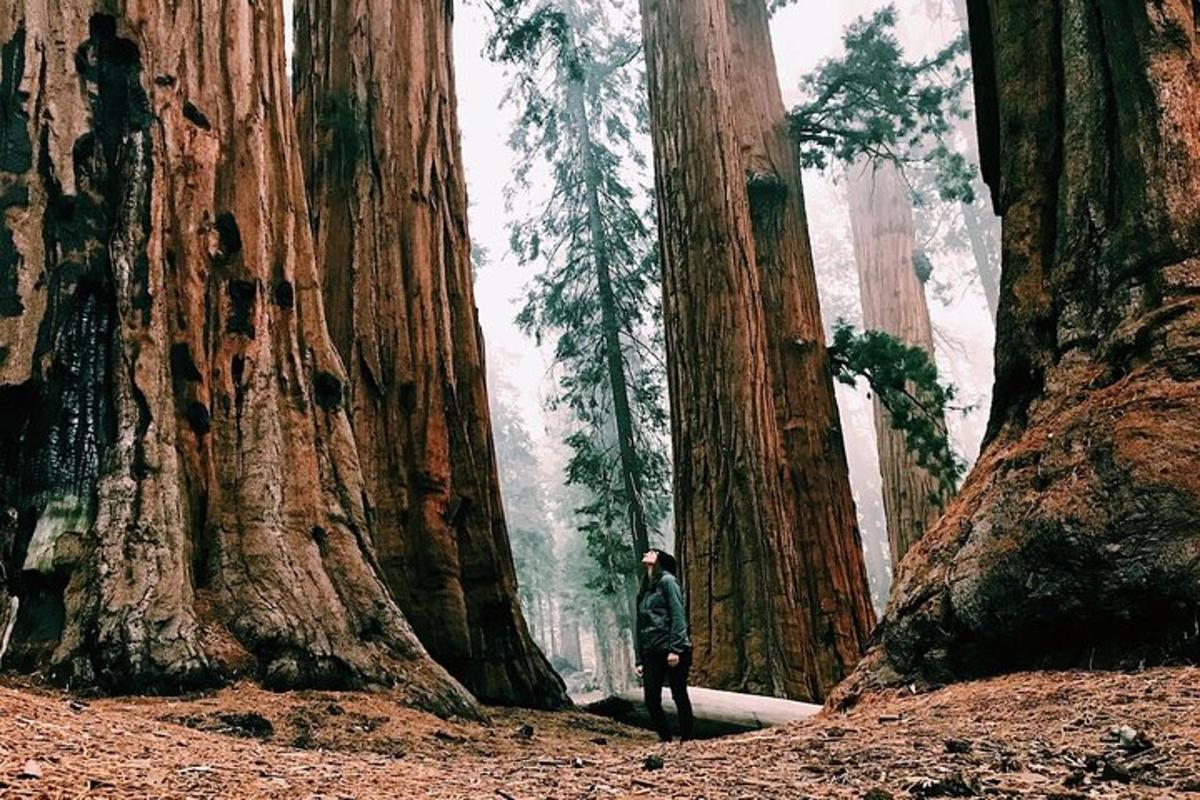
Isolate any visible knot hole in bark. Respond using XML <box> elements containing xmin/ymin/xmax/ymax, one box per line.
<box><xmin>747</xmin><ymin>170</ymin><xmax>788</xmax><ymax>208</ymax></box>
<box><xmin>317</xmin><ymin>93</ymin><xmax>366</xmax><ymax>183</ymax></box>
<box><xmin>746</xmin><ymin>170</ymin><xmax>788</xmax><ymax>238</ymax></box>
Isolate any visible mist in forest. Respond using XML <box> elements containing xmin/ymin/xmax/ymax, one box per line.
<box><xmin>454</xmin><ymin>0</ymin><xmax>997</xmax><ymax>692</ymax></box>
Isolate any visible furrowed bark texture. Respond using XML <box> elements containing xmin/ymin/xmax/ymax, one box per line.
<box><xmin>846</xmin><ymin>160</ymin><xmax>945</xmax><ymax>567</ymax></box>
<box><xmin>0</xmin><ymin>1</ymin><xmax>475</xmax><ymax>715</ymax></box>
<box><xmin>726</xmin><ymin>0</ymin><xmax>876</xmax><ymax>697</ymax></box>
<box><xmin>839</xmin><ymin>0</ymin><xmax>1200</xmax><ymax>701</ymax></box>
<box><xmin>292</xmin><ymin>0</ymin><xmax>566</xmax><ymax>708</ymax></box>
<box><xmin>641</xmin><ymin>0</ymin><xmax>823</xmax><ymax>699</ymax></box>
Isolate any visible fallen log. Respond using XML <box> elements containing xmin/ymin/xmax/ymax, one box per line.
<box><xmin>585</xmin><ymin>686</ymin><xmax>821</xmax><ymax>739</ymax></box>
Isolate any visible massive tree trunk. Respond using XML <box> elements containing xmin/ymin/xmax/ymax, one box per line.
<box><xmin>839</xmin><ymin>0</ymin><xmax>1200</xmax><ymax>700</ymax></box>
<box><xmin>725</xmin><ymin>0</ymin><xmax>876</xmax><ymax>696</ymax></box>
<box><xmin>846</xmin><ymin>159</ymin><xmax>945</xmax><ymax>566</ymax></box>
<box><xmin>0</xmin><ymin>1</ymin><xmax>474</xmax><ymax>714</ymax></box>
<box><xmin>293</xmin><ymin>0</ymin><xmax>566</xmax><ymax>708</ymax></box>
<box><xmin>640</xmin><ymin>0</ymin><xmax>825</xmax><ymax>699</ymax></box>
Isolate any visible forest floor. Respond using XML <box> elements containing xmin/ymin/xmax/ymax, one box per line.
<box><xmin>0</xmin><ymin>667</ymin><xmax>1197</xmax><ymax>799</ymax></box>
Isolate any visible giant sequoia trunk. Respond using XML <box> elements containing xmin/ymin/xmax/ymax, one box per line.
<box><xmin>725</xmin><ymin>0</ymin><xmax>876</xmax><ymax>695</ymax></box>
<box><xmin>0</xmin><ymin>1</ymin><xmax>473</xmax><ymax>714</ymax></box>
<box><xmin>841</xmin><ymin>0</ymin><xmax>1200</xmax><ymax>699</ymax></box>
<box><xmin>641</xmin><ymin>0</ymin><xmax>830</xmax><ymax>699</ymax></box>
<box><xmin>846</xmin><ymin>160</ymin><xmax>945</xmax><ymax>566</ymax></box>
<box><xmin>292</xmin><ymin>0</ymin><xmax>566</xmax><ymax>708</ymax></box>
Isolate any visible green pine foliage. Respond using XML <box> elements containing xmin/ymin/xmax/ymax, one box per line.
<box><xmin>828</xmin><ymin>322</ymin><xmax>966</xmax><ymax>504</ymax></box>
<box><xmin>795</xmin><ymin>3</ymin><xmax>980</xmax><ymax>508</ymax></box>
<box><xmin>912</xmin><ymin>247</ymin><xmax>934</xmax><ymax>284</ymax></box>
<box><xmin>489</xmin><ymin>0</ymin><xmax>671</xmax><ymax>605</ymax></box>
<box><xmin>791</xmin><ymin>4</ymin><xmax>974</xmax><ymax>202</ymax></box>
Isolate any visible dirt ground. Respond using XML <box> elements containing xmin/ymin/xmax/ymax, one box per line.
<box><xmin>0</xmin><ymin>667</ymin><xmax>1197</xmax><ymax>798</ymax></box>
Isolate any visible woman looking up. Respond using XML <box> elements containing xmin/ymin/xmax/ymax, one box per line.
<box><xmin>635</xmin><ymin>549</ymin><xmax>694</xmax><ymax>742</ymax></box>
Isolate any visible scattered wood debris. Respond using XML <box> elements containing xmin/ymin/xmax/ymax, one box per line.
<box><xmin>0</xmin><ymin>668</ymin><xmax>1197</xmax><ymax>798</ymax></box>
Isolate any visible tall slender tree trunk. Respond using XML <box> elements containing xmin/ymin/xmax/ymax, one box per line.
<box><xmin>0</xmin><ymin>1</ymin><xmax>473</xmax><ymax>713</ymax></box>
<box><xmin>841</xmin><ymin>0</ymin><xmax>1200</xmax><ymax>699</ymax></box>
<box><xmin>640</xmin><ymin>0</ymin><xmax>823</xmax><ymax>699</ymax></box>
<box><xmin>565</xmin><ymin>73</ymin><xmax>650</xmax><ymax>559</ymax></box>
<box><xmin>961</xmin><ymin>203</ymin><xmax>1000</xmax><ymax>321</ymax></box>
<box><xmin>565</xmin><ymin>67</ymin><xmax>649</xmax><ymax>678</ymax></box>
<box><xmin>530</xmin><ymin>594</ymin><xmax>540</xmax><ymax>651</ymax></box>
<box><xmin>547</xmin><ymin>597</ymin><xmax>560</xmax><ymax>659</ymax></box>
<box><xmin>949</xmin><ymin>0</ymin><xmax>1001</xmax><ymax>322</ymax></box>
<box><xmin>846</xmin><ymin>159</ymin><xmax>945</xmax><ymax>566</ymax></box>
<box><xmin>560</xmin><ymin>617</ymin><xmax>583</xmax><ymax>670</ymax></box>
<box><xmin>725</xmin><ymin>0</ymin><xmax>876</xmax><ymax>695</ymax></box>
<box><xmin>612</xmin><ymin>622</ymin><xmax>635</xmax><ymax>690</ymax></box>
<box><xmin>591</xmin><ymin>607</ymin><xmax>614</xmax><ymax>693</ymax></box>
<box><xmin>293</xmin><ymin>0</ymin><xmax>566</xmax><ymax>708</ymax></box>
<box><xmin>539</xmin><ymin>594</ymin><xmax>553</xmax><ymax>654</ymax></box>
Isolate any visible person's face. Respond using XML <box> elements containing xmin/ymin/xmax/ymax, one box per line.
<box><xmin>641</xmin><ymin>550</ymin><xmax>658</xmax><ymax>575</ymax></box>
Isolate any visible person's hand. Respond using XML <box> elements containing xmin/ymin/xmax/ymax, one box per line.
<box><xmin>635</xmin><ymin>664</ymin><xmax>643</xmax><ymax>677</ymax></box>
<box><xmin>666</xmin><ymin>652</ymin><xmax>681</xmax><ymax>668</ymax></box>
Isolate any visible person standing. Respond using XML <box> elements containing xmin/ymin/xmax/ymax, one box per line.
<box><xmin>635</xmin><ymin>549</ymin><xmax>694</xmax><ymax>741</ymax></box>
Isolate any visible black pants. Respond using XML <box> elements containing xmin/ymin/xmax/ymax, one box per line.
<box><xmin>642</xmin><ymin>648</ymin><xmax>693</xmax><ymax>742</ymax></box>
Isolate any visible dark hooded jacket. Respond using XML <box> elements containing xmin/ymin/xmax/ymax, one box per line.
<box><xmin>635</xmin><ymin>550</ymin><xmax>691</xmax><ymax>664</ymax></box>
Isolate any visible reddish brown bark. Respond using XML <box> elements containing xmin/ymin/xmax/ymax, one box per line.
<box><xmin>846</xmin><ymin>160</ymin><xmax>945</xmax><ymax>566</ymax></box>
<box><xmin>0</xmin><ymin>1</ymin><xmax>473</xmax><ymax>713</ymax></box>
<box><xmin>640</xmin><ymin>0</ymin><xmax>825</xmax><ymax>699</ymax></box>
<box><xmin>839</xmin><ymin>0</ymin><xmax>1200</xmax><ymax>701</ymax></box>
<box><xmin>725</xmin><ymin>0</ymin><xmax>876</xmax><ymax>696</ymax></box>
<box><xmin>292</xmin><ymin>0</ymin><xmax>566</xmax><ymax>707</ymax></box>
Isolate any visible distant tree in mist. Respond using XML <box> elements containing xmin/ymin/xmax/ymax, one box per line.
<box><xmin>794</xmin><ymin>2</ymin><xmax>1000</xmax><ymax>318</ymax></box>
<box><xmin>924</xmin><ymin>0</ymin><xmax>1002</xmax><ymax>319</ymax></box>
<box><xmin>790</xmin><ymin>5</ymin><xmax>969</xmax><ymax>559</ymax></box>
<box><xmin>490</xmin><ymin>368</ymin><xmax>558</xmax><ymax>647</ymax></box>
